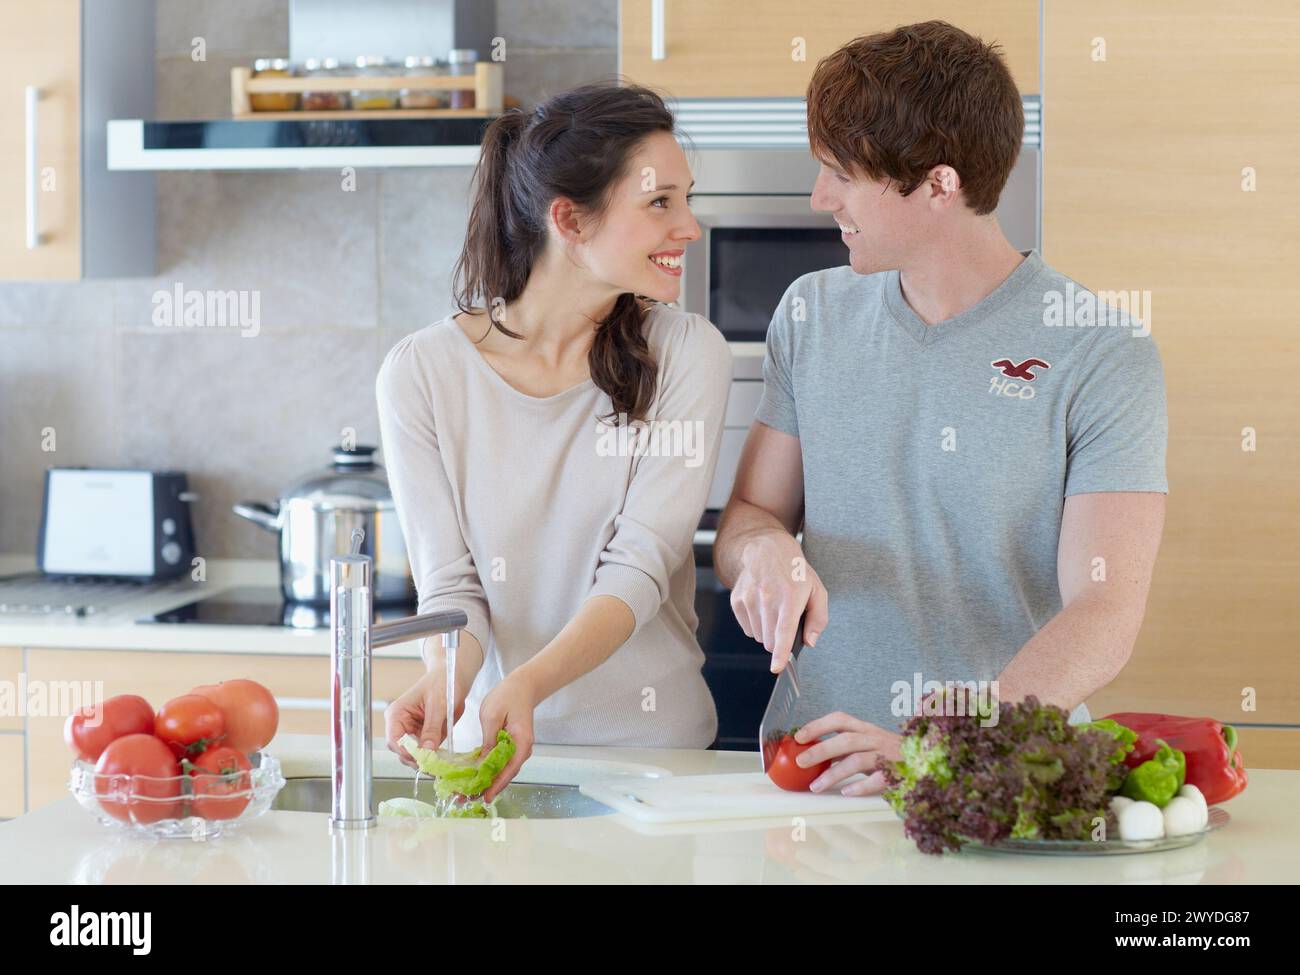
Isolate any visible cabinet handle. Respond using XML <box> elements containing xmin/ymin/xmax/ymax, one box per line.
<box><xmin>25</xmin><ymin>86</ymin><xmax>40</xmax><ymax>249</ymax></box>
<box><xmin>651</xmin><ymin>0</ymin><xmax>665</xmax><ymax>61</ymax></box>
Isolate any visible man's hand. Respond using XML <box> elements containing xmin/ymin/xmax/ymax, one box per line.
<box><xmin>794</xmin><ymin>712</ymin><xmax>902</xmax><ymax>796</ymax></box>
<box><xmin>715</xmin><ymin>420</ymin><xmax>819</xmax><ymax>672</ymax></box>
<box><xmin>729</xmin><ymin>532</ymin><xmax>830</xmax><ymax>672</ymax></box>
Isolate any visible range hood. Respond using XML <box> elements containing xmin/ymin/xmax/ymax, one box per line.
<box><xmin>107</xmin><ymin>117</ymin><xmax>489</xmax><ymax>170</ymax></box>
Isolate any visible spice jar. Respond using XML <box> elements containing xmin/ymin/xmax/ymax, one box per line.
<box><xmin>250</xmin><ymin>58</ymin><xmax>299</xmax><ymax>112</ymax></box>
<box><xmin>351</xmin><ymin>55</ymin><xmax>400</xmax><ymax>110</ymax></box>
<box><xmin>301</xmin><ymin>57</ymin><xmax>349</xmax><ymax>111</ymax></box>
<box><xmin>447</xmin><ymin>49</ymin><xmax>478</xmax><ymax>109</ymax></box>
<box><xmin>399</xmin><ymin>56</ymin><xmax>448</xmax><ymax>109</ymax></box>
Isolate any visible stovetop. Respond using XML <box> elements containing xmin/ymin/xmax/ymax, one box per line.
<box><xmin>0</xmin><ymin>571</ymin><xmax>187</xmax><ymax>618</ymax></box>
<box><xmin>140</xmin><ymin>586</ymin><xmax>418</xmax><ymax>630</ymax></box>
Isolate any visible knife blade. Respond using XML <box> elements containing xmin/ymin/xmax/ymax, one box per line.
<box><xmin>759</xmin><ymin>612</ymin><xmax>807</xmax><ymax>772</ymax></box>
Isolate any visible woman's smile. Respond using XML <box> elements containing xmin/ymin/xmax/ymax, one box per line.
<box><xmin>649</xmin><ymin>250</ymin><xmax>685</xmax><ymax>277</ymax></box>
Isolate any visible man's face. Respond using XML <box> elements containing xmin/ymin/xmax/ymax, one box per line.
<box><xmin>809</xmin><ymin>156</ymin><xmax>931</xmax><ymax>275</ymax></box>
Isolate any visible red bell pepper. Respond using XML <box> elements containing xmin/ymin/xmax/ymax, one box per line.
<box><xmin>1103</xmin><ymin>712</ymin><xmax>1248</xmax><ymax>804</ymax></box>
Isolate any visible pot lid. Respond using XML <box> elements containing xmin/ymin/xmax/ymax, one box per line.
<box><xmin>281</xmin><ymin>444</ymin><xmax>394</xmax><ymax>507</ymax></box>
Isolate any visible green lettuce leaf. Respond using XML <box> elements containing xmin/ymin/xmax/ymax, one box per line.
<box><xmin>1081</xmin><ymin>718</ymin><xmax>1138</xmax><ymax>765</ymax></box>
<box><xmin>377</xmin><ymin>797</ymin><xmax>440</xmax><ymax>818</ymax></box>
<box><xmin>398</xmin><ymin>730</ymin><xmax>516</xmax><ymax>800</ymax></box>
<box><xmin>883</xmin><ymin>729</ymin><xmax>953</xmax><ymax>815</ymax></box>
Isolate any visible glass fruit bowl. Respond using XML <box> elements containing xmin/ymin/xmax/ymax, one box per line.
<box><xmin>68</xmin><ymin>751</ymin><xmax>286</xmax><ymax>839</ymax></box>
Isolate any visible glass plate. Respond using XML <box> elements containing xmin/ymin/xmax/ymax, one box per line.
<box><xmin>960</xmin><ymin>806</ymin><xmax>1230</xmax><ymax>856</ymax></box>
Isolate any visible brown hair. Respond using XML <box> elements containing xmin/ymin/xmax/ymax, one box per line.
<box><xmin>453</xmin><ymin>83</ymin><xmax>677</xmax><ymax>423</ymax></box>
<box><xmin>806</xmin><ymin>20</ymin><xmax>1023</xmax><ymax>215</ymax></box>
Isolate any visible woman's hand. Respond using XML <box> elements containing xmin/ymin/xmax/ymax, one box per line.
<box><xmin>793</xmin><ymin>712</ymin><xmax>903</xmax><ymax>796</ymax></box>
<box><xmin>476</xmin><ymin>669</ymin><xmax>539</xmax><ymax>803</ymax></box>
<box><xmin>383</xmin><ymin>642</ymin><xmax>474</xmax><ymax>770</ymax></box>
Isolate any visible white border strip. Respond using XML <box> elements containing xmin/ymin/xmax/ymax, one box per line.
<box><xmin>107</xmin><ymin>119</ymin><xmax>481</xmax><ymax>171</ymax></box>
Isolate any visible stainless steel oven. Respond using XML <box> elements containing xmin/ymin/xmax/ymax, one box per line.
<box><xmin>678</xmin><ymin>149</ymin><xmax>840</xmax><ymax>378</ymax></box>
<box><xmin>681</xmin><ymin>195</ymin><xmax>847</xmax><ymax>360</ymax></box>
<box><xmin>673</xmin><ymin>149</ymin><xmax>841</xmax><ymax>511</ymax></box>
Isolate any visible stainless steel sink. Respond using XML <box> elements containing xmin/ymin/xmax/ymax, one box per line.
<box><xmin>272</xmin><ymin>777</ymin><xmax>613</xmax><ymax>819</ymax></box>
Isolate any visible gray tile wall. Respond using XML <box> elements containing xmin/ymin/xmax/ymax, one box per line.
<box><xmin>0</xmin><ymin>0</ymin><xmax>617</xmax><ymax>560</ymax></box>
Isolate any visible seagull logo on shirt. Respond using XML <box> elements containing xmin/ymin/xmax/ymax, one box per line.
<box><xmin>990</xmin><ymin>358</ymin><xmax>1051</xmax><ymax>381</ymax></box>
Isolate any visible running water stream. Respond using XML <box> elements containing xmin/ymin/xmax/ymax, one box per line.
<box><xmin>445</xmin><ymin>633</ymin><xmax>456</xmax><ymax>757</ymax></box>
<box><xmin>411</xmin><ymin>631</ymin><xmax>465</xmax><ymax>816</ymax></box>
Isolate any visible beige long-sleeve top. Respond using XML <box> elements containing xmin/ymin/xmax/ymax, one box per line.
<box><xmin>375</xmin><ymin>303</ymin><xmax>732</xmax><ymax>748</ymax></box>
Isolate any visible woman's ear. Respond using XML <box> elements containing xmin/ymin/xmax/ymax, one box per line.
<box><xmin>548</xmin><ymin>196</ymin><xmax>585</xmax><ymax>244</ymax></box>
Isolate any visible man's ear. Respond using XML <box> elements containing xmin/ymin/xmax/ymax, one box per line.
<box><xmin>929</xmin><ymin>164</ymin><xmax>961</xmax><ymax>203</ymax></box>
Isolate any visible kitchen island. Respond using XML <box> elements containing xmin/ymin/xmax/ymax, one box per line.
<box><xmin>0</xmin><ymin>733</ymin><xmax>1293</xmax><ymax>884</ymax></box>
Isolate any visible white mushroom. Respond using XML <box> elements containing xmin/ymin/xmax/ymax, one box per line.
<box><xmin>1164</xmin><ymin>793</ymin><xmax>1208</xmax><ymax>836</ymax></box>
<box><xmin>1178</xmin><ymin>784</ymin><xmax>1209</xmax><ymax>820</ymax></box>
<box><xmin>1118</xmin><ymin>800</ymin><xmax>1165</xmax><ymax>841</ymax></box>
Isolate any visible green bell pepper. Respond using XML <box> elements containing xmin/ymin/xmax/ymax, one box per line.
<box><xmin>1119</xmin><ymin>739</ymin><xmax>1186</xmax><ymax>807</ymax></box>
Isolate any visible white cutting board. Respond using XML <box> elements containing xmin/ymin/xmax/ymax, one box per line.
<box><xmin>579</xmin><ymin>772</ymin><xmax>891</xmax><ymax>824</ymax></box>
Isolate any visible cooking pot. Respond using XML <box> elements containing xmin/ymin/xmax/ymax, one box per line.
<box><xmin>233</xmin><ymin>444</ymin><xmax>415</xmax><ymax>605</ymax></box>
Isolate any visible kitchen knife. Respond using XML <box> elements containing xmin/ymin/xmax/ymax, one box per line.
<box><xmin>759</xmin><ymin>612</ymin><xmax>807</xmax><ymax>772</ymax></box>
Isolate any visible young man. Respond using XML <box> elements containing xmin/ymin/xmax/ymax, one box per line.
<box><xmin>713</xmin><ymin>21</ymin><xmax>1168</xmax><ymax>796</ymax></box>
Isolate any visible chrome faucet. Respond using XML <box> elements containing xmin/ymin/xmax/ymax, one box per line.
<box><xmin>329</xmin><ymin>528</ymin><xmax>466</xmax><ymax>830</ymax></box>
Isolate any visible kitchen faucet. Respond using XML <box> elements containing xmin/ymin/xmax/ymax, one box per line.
<box><xmin>330</xmin><ymin>528</ymin><xmax>465</xmax><ymax>829</ymax></box>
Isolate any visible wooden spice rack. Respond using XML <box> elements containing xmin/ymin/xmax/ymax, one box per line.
<box><xmin>230</xmin><ymin>61</ymin><xmax>503</xmax><ymax>120</ymax></box>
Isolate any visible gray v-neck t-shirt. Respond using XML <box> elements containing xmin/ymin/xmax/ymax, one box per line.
<box><xmin>754</xmin><ymin>249</ymin><xmax>1168</xmax><ymax>731</ymax></box>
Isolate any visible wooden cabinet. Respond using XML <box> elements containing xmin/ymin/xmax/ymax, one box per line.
<box><xmin>0</xmin><ymin>647</ymin><xmax>21</xmax><ymax>818</ymax></box>
<box><xmin>0</xmin><ymin>646</ymin><xmax>21</xmax><ymax>732</ymax></box>
<box><xmin>1234</xmin><ymin>729</ymin><xmax>1300</xmax><ymax>773</ymax></box>
<box><xmin>0</xmin><ymin>0</ymin><xmax>80</xmax><ymax>277</ymax></box>
<box><xmin>619</xmin><ymin>0</ymin><xmax>1040</xmax><ymax>97</ymax></box>
<box><xmin>14</xmin><ymin>647</ymin><xmax>425</xmax><ymax>813</ymax></box>
<box><xmin>0</xmin><ymin>0</ymin><xmax>153</xmax><ymax>279</ymax></box>
<box><xmin>1045</xmin><ymin>1</ymin><xmax>1300</xmax><ymax>729</ymax></box>
<box><xmin>0</xmin><ymin>736</ymin><xmax>22</xmax><ymax>819</ymax></box>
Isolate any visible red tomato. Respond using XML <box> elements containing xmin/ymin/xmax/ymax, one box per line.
<box><xmin>765</xmin><ymin>731</ymin><xmax>830</xmax><ymax>793</ymax></box>
<box><xmin>94</xmin><ymin>734</ymin><xmax>182</xmax><ymax>823</ymax></box>
<box><xmin>189</xmin><ymin>680</ymin><xmax>278</xmax><ymax>754</ymax></box>
<box><xmin>155</xmin><ymin>694</ymin><xmax>225</xmax><ymax>759</ymax></box>
<box><xmin>64</xmin><ymin>694</ymin><xmax>155</xmax><ymax>762</ymax></box>
<box><xmin>187</xmin><ymin>746</ymin><xmax>254</xmax><ymax>820</ymax></box>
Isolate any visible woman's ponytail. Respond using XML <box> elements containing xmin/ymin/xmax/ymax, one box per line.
<box><xmin>453</xmin><ymin>109</ymin><xmax>530</xmax><ymax>339</ymax></box>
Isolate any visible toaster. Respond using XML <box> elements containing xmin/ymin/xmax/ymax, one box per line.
<box><xmin>36</xmin><ymin>468</ymin><xmax>198</xmax><ymax>581</ymax></box>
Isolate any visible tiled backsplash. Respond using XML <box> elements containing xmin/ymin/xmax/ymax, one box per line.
<box><xmin>0</xmin><ymin>0</ymin><xmax>617</xmax><ymax>559</ymax></box>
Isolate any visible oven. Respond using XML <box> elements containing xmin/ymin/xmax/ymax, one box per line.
<box><xmin>675</xmin><ymin>149</ymin><xmax>846</xmax><ymax>518</ymax></box>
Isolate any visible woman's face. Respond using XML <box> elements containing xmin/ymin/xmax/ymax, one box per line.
<box><xmin>569</xmin><ymin>130</ymin><xmax>700</xmax><ymax>303</ymax></box>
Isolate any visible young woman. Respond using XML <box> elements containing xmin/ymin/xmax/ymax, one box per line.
<box><xmin>375</xmin><ymin>83</ymin><xmax>731</xmax><ymax>800</ymax></box>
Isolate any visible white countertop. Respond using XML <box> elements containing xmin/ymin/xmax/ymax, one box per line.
<box><xmin>1</xmin><ymin>733</ymin><xmax>1293</xmax><ymax>884</ymax></box>
<box><xmin>0</xmin><ymin>555</ymin><xmax>419</xmax><ymax>658</ymax></box>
